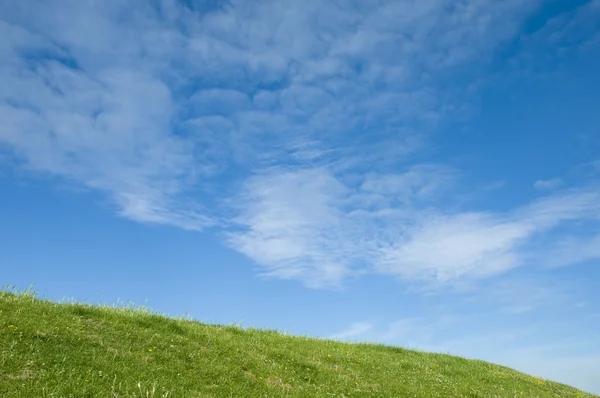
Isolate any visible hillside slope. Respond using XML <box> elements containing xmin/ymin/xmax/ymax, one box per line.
<box><xmin>1</xmin><ymin>291</ymin><xmax>596</xmax><ymax>397</ymax></box>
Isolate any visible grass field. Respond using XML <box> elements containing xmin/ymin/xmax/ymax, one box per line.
<box><xmin>1</xmin><ymin>289</ymin><xmax>597</xmax><ymax>397</ymax></box>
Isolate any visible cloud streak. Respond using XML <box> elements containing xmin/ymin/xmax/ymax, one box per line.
<box><xmin>229</xmin><ymin>166</ymin><xmax>600</xmax><ymax>288</ymax></box>
<box><xmin>329</xmin><ymin>322</ymin><xmax>374</xmax><ymax>341</ymax></box>
<box><xmin>0</xmin><ymin>2</ymin><xmax>213</xmax><ymax>230</ymax></box>
<box><xmin>2</xmin><ymin>0</ymin><xmax>599</xmax><ymax>287</ymax></box>
<box><xmin>534</xmin><ymin>178</ymin><xmax>563</xmax><ymax>190</ymax></box>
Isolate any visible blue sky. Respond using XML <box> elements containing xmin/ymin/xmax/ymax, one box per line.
<box><xmin>1</xmin><ymin>0</ymin><xmax>600</xmax><ymax>393</ymax></box>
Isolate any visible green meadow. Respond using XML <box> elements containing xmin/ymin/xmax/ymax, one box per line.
<box><xmin>1</xmin><ymin>289</ymin><xmax>596</xmax><ymax>397</ymax></box>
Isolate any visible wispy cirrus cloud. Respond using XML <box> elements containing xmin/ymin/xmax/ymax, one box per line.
<box><xmin>536</xmin><ymin>234</ymin><xmax>600</xmax><ymax>269</ymax></box>
<box><xmin>226</xmin><ymin>164</ymin><xmax>461</xmax><ymax>288</ymax></box>
<box><xmin>229</xmin><ymin>161</ymin><xmax>600</xmax><ymax>288</ymax></box>
<box><xmin>534</xmin><ymin>178</ymin><xmax>564</xmax><ymax>190</ymax></box>
<box><xmin>226</xmin><ymin>168</ymin><xmax>356</xmax><ymax>288</ymax></box>
<box><xmin>2</xmin><ymin>0</ymin><xmax>600</xmax><ymax>288</ymax></box>
<box><xmin>0</xmin><ymin>2</ymin><xmax>212</xmax><ymax>230</ymax></box>
<box><xmin>329</xmin><ymin>322</ymin><xmax>374</xmax><ymax>341</ymax></box>
<box><xmin>505</xmin><ymin>0</ymin><xmax>600</xmax><ymax>77</ymax></box>
<box><xmin>0</xmin><ymin>0</ymin><xmax>539</xmax><ymax>200</ymax></box>
<box><xmin>377</xmin><ymin>186</ymin><xmax>600</xmax><ymax>283</ymax></box>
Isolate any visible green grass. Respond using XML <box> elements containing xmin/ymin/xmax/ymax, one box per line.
<box><xmin>1</xmin><ymin>289</ymin><xmax>597</xmax><ymax>397</ymax></box>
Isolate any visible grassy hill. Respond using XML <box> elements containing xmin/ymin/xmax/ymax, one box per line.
<box><xmin>1</xmin><ymin>290</ymin><xmax>596</xmax><ymax>397</ymax></box>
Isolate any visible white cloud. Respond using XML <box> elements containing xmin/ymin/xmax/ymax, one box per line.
<box><xmin>380</xmin><ymin>318</ymin><xmax>423</xmax><ymax>343</ymax></box>
<box><xmin>229</xmin><ymin>162</ymin><xmax>600</xmax><ymax>287</ymax></box>
<box><xmin>329</xmin><ymin>322</ymin><xmax>374</xmax><ymax>341</ymax></box>
<box><xmin>376</xmin><ymin>212</ymin><xmax>532</xmax><ymax>282</ymax></box>
<box><xmin>476</xmin><ymin>275</ymin><xmax>585</xmax><ymax>314</ymax></box>
<box><xmin>1</xmin><ymin>0</ymin><xmax>540</xmax><ymax>174</ymax></box>
<box><xmin>519</xmin><ymin>188</ymin><xmax>600</xmax><ymax>227</ymax></box>
<box><xmin>377</xmin><ymin>187</ymin><xmax>600</xmax><ymax>283</ymax></box>
<box><xmin>189</xmin><ymin>88</ymin><xmax>251</xmax><ymax>117</ymax></box>
<box><xmin>226</xmin><ymin>164</ymin><xmax>463</xmax><ymax>288</ymax></box>
<box><xmin>534</xmin><ymin>178</ymin><xmax>563</xmax><ymax>190</ymax></box>
<box><xmin>360</xmin><ymin>165</ymin><xmax>456</xmax><ymax>203</ymax></box>
<box><xmin>0</xmin><ymin>1</ymin><xmax>213</xmax><ymax>230</ymax></box>
<box><xmin>226</xmin><ymin>168</ymin><xmax>356</xmax><ymax>288</ymax></box>
<box><xmin>376</xmin><ymin>186</ymin><xmax>600</xmax><ymax>283</ymax></box>
<box><xmin>4</xmin><ymin>0</ymin><xmax>598</xmax><ymax>288</ymax></box>
<box><xmin>537</xmin><ymin>234</ymin><xmax>600</xmax><ymax>268</ymax></box>
<box><xmin>505</xmin><ymin>0</ymin><xmax>600</xmax><ymax>76</ymax></box>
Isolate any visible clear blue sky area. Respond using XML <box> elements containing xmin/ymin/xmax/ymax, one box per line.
<box><xmin>1</xmin><ymin>0</ymin><xmax>599</xmax><ymax>394</ymax></box>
